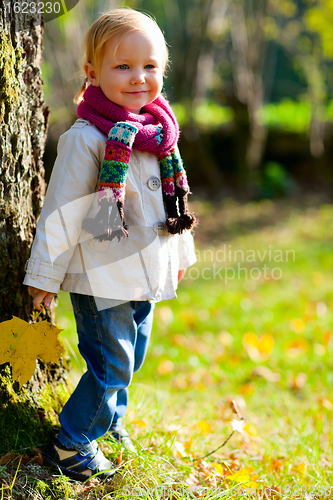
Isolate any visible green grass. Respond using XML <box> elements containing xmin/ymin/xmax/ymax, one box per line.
<box><xmin>9</xmin><ymin>197</ymin><xmax>333</xmax><ymax>499</ymax></box>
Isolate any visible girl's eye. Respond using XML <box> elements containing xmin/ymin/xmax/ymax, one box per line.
<box><xmin>117</xmin><ymin>64</ymin><xmax>129</xmax><ymax>70</ymax></box>
<box><xmin>145</xmin><ymin>64</ymin><xmax>155</xmax><ymax>69</ymax></box>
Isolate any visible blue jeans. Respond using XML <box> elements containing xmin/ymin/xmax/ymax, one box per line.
<box><xmin>57</xmin><ymin>293</ymin><xmax>154</xmax><ymax>451</ymax></box>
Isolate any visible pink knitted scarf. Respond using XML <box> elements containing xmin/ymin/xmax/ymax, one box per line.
<box><xmin>77</xmin><ymin>85</ymin><xmax>197</xmax><ymax>241</ymax></box>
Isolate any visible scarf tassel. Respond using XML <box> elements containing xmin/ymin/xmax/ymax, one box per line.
<box><xmin>164</xmin><ymin>188</ymin><xmax>198</xmax><ymax>235</ymax></box>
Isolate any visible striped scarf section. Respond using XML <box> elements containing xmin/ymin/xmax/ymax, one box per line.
<box><xmin>77</xmin><ymin>85</ymin><xmax>197</xmax><ymax>241</ymax></box>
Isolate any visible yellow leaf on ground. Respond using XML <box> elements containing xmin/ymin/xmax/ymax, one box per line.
<box><xmin>290</xmin><ymin>319</ymin><xmax>305</xmax><ymax>333</ymax></box>
<box><xmin>242</xmin><ymin>333</ymin><xmax>274</xmax><ymax>361</ymax></box>
<box><xmin>172</xmin><ymin>374</ymin><xmax>188</xmax><ymax>390</ymax></box>
<box><xmin>211</xmin><ymin>462</ymin><xmax>223</xmax><ymax>475</ymax></box>
<box><xmin>184</xmin><ymin>440</ymin><xmax>193</xmax><ymax>450</ymax></box>
<box><xmin>172</xmin><ymin>334</ymin><xmax>186</xmax><ymax>346</ymax></box>
<box><xmin>319</xmin><ymin>397</ymin><xmax>333</xmax><ymax>410</ymax></box>
<box><xmin>157</xmin><ymin>359</ymin><xmax>174</xmax><ymax>375</ymax></box>
<box><xmin>260</xmin><ymin>334</ymin><xmax>275</xmax><ymax>354</ymax></box>
<box><xmin>285</xmin><ymin>338</ymin><xmax>309</xmax><ymax>358</ymax></box>
<box><xmin>290</xmin><ymin>372</ymin><xmax>307</xmax><ymax>390</ymax></box>
<box><xmin>226</xmin><ymin>467</ymin><xmax>259</xmax><ymax>488</ymax></box>
<box><xmin>197</xmin><ymin>420</ymin><xmax>212</xmax><ymax>433</ymax></box>
<box><xmin>157</xmin><ymin>306</ymin><xmax>173</xmax><ymax>324</ymax></box>
<box><xmin>312</xmin><ymin>272</ymin><xmax>324</xmax><ymax>286</ymax></box>
<box><xmin>0</xmin><ymin>316</ymin><xmax>63</xmax><ymax>389</ymax></box>
<box><xmin>292</xmin><ymin>460</ymin><xmax>307</xmax><ymax>476</ymax></box>
<box><xmin>239</xmin><ymin>382</ymin><xmax>255</xmax><ymax>395</ymax></box>
<box><xmin>244</xmin><ymin>423</ymin><xmax>258</xmax><ymax>436</ymax></box>
<box><xmin>131</xmin><ymin>419</ymin><xmax>146</xmax><ymax>427</ymax></box>
<box><xmin>322</xmin><ymin>330</ymin><xmax>332</xmax><ymax>346</ymax></box>
<box><xmin>178</xmin><ymin>310</ymin><xmax>196</xmax><ymax>329</ymax></box>
<box><xmin>174</xmin><ymin>441</ymin><xmax>186</xmax><ymax>457</ymax></box>
<box><xmin>218</xmin><ymin>331</ymin><xmax>233</xmax><ymax>346</ymax></box>
<box><xmin>314</xmin><ymin>343</ymin><xmax>326</xmax><ymax>356</ymax></box>
<box><xmin>271</xmin><ymin>458</ymin><xmax>283</xmax><ymax>471</ymax></box>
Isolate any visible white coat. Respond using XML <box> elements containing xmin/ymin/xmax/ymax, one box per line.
<box><xmin>23</xmin><ymin>119</ymin><xmax>197</xmax><ymax>303</ymax></box>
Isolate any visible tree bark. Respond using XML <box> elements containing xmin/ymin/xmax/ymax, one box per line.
<box><xmin>229</xmin><ymin>0</ymin><xmax>269</xmax><ymax>193</ymax></box>
<box><xmin>0</xmin><ymin>4</ymin><xmax>48</xmax><ymax>321</ymax></box>
<box><xmin>0</xmin><ymin>2</ymin><xmax>68</xmax><ymax>455</ymax></box>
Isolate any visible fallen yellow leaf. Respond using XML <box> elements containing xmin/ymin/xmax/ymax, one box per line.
<box><xmin>290</xmin><ymin>372</ymin><xmax>307</xmax><ymax>390</ymax></box>
<box><xmin>312</xmin><ymin>272</ymin><xmax>324</xmax><ymax>286</ymax></box>
<box><xmin>226</xmin><ymin>466</ymin><xmax>259</xmax><ymax>488</ymax></box>
<box><xmin>285</xmin><ymin>338</ymin><xmax>309</xmax><ymax>357</ymax></box>
<box><xmin>242</xmin><ymin>333</ymin><xmax>274</xmax><ymax>361</ymax></box>
<box><xmin>322</xmin><ymin>330</ymin><xmax>332</xmax><ymax>346</ymax></box>
<box><xmin>292</xmin><ymin>460</ymin><xmax>307</xmax><ymax>477</ymax></box>
<box><xmin>174</xmin><ymin>441</ymin><xmax>187</xmax><ymax>457</ymax></box>
<box><xmin>157</xmin><ymin>306</ymin><xmax>173</xmax><ymax>324</ymax></box>
<box><xmin>290</xmin><ymin>319</ymin><xmax>305</xmax><ymax>333</ymax></box>
<box><xmin>314</xmin><ymin>343</ymin><xmax>326</xmax><ymax>356</ymax></box>
<box><xmin>211</xmin><ymin>462</ymin><xmax>223</xmax><ymax>476</ymax></box>
<box><xmin>239</xmin><ymin>382</ymin><xmax>255</xmax><ymax>395</ymax></box>
<box><xmin>172</xmin><ymin>334</ymin><xmax>186</xmax><ymax>346</ymax></box>
<box><xmin>0</xmin><ymin>316</ymin><xmax>63</xmax><ymax>389</ymax></box>
<box><xmin>116</xmin><ymin>449</ymin><xmax>122</xmax><ymax>465</ymax></box>
<box><xmin>218</xmin><ymin>331</ymin><xmax>233</xmax><ymax>346</ymax></box>
<box><xmin>131</xmin><ymin>419</ymin><xmax>146</xmax><ymax>427</ymax></box>
<box><xmin>184</xmin><ymin>440</ymin><xmax>193</xmax><ymax>450</ymax></box>
<box><xmin>178</xmin><ymin>310</ymin><xmax>196</xmax><ymax>329</ymax></box>
<box><xmin>197</xmin><ymin>420</ymin><xmax>212</xmax><ymax>433</ymax></box>
<box><xmin>244</xmin><ymin>423</ymin><xmax>258</xmax><ymax>436</ymax></box>
<box><xmin>172</xmin><ymin>374</ymin><xmax>188</xmax><ymax>390</ymax></box>
<box><xmin>319</xmin><ymin>397</ymin><xmax>333</xmax><ymax>410</ymax></box>
<box><xmin>271</xmin><ymin>458</ymin><xmax>283</xmax><ymax>472</ymax></box>
<box><xmin>157</xmin><ymin>359</ymin><xmax>174</xmax><ymax>375</ymax></box>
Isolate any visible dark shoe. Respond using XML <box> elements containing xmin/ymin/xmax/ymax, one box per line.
<box><xmin>108</xmin><ymin>423</ymin><xmax>136</xmax><ymax>452</ymax></box>
<box><xmin>42</xmin><ymin>436</ymin><xmax>115</xmax><ymax>482</ymax></box>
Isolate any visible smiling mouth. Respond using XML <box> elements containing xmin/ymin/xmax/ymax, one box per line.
<box><xmin>126</xmin><ymin>91</ymin><xmax>147</xmax><ymax>95</ymax></box>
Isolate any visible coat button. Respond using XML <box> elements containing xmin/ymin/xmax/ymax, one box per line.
<box><xmin>153</xmin><ymin>221</ymin><xmax>167</xmax><ymax>235</ymax></box>
<box><xmin>147</xmin><ymin>176</ymin><xmax>161</xmax><ymax>190</ymax></box>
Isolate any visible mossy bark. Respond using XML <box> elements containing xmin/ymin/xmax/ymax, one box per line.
<box><xmin>0</xmin><ymin>3</ymin><xmax>69</xmax><ymax>454</ymax></box>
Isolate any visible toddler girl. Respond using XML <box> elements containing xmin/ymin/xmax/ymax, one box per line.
<box><xmin>24</xmin><ymin>8</ymin><xmax>197</xmax><ymax>481</ymax></box>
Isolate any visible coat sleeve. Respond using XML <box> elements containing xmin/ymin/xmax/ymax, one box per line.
<box><xmin>177</xmin><ymin>230</ymin><xmax>197</xmax><ymax>270</ymax></box>
<box><xmin>23</xmin><ymin>121</ymin><xmax>104</xmax><ymax>293</ymax></box>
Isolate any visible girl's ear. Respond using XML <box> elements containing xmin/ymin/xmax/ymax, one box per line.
<box><xmin>84</xmin><ymin>62</ymin><xmax>99</xmax><ymax>86</ymax></box>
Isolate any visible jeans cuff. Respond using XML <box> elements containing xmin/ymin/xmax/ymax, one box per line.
<box><xmin>56</xmin><ymin>431</ymin><xmax>98</xmax><ymax>453</ymax></box>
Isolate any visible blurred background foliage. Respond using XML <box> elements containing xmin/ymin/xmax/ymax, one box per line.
<box><xmin>42</xmin><ymin>0</ymin><xmax>333</xmax><ymax>199</ymax></box>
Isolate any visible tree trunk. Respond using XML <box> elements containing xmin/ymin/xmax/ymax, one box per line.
<box><xmin>229</xmin><ymin>0</ymin><xmax>269</xmax><ymax>194</ymax></box>
<box><xmin>0</xmin><ymin>2</ymin><xmax>68</xmax><ymax>455</ymax></box>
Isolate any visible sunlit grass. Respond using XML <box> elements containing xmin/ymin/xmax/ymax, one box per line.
<box><xmin>49</xmin><ymin>198</ymin><xmax>333</xmax><ymax>498</ymax></box>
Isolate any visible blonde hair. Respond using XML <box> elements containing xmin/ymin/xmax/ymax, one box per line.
<box><xmin>75</xmin><ymin>8</ymin><xmax>169</xmax><ymax>104</ymax></box>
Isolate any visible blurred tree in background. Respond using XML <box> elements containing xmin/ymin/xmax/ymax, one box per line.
<box><xmin>42</xmin><ymin>0</ymin><xmax>333</xmax><ymax>199</ymax></box>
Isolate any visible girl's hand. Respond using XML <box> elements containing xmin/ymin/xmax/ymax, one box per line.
<box><xmin>28</xmin><ymin>286</ymin><xmax>55</xmax><ymax>311</ymax></box>
<box><xmin>178</xmin><ymin>269</ymin><xmax>186</xmax><ymax>283</ymax></box>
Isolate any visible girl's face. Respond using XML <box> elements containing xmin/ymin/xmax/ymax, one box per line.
<box><xmin>85</xmin><ymin>31</ymin><xmax>165</xmax><ymax>114</ymax></box>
